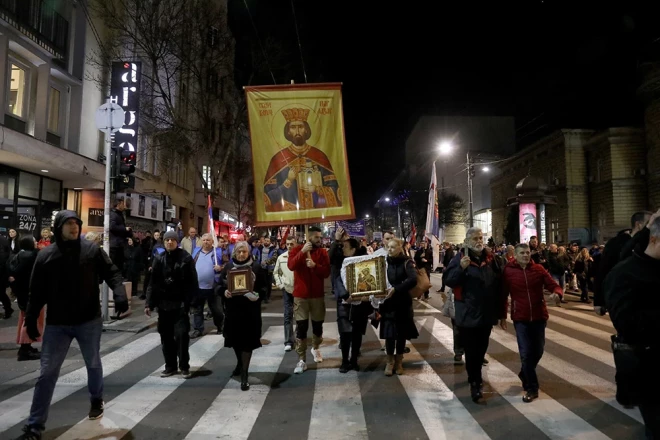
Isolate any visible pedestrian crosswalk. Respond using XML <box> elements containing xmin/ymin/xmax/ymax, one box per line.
<box><xmin>0</xmin><ymin>301</ymin><xmax>646</xmax><ymax>440</ymax></box>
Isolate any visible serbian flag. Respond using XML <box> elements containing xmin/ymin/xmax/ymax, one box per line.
<box><xmin>207</xmin><ymin>195</ymin><xmax>218</xmax><ymax>264</ymax></box>
<box><xmin>409</xmin><ymin>224</ymin><xmax>416</xmax><ymax>246</ymax></box>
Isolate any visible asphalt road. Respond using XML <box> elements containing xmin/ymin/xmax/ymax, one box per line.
<box><xmin>0</xmin><ymin>274</ymin><xmax>645</xmax><ymax>439</ymax></box>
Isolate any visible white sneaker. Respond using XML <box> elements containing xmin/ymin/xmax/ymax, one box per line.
<box><xmin>294</xmin><ymin>360</ymin><xmax>307</xmax><ymax>374</ymax></box>
<box><xmin>284</xmin><ymin>345</ymin><xmax>292</xmax><ymax>352</ymax></box>
<box><xmin>311</xmin><ymin>348</ymin><xmax>323</xmax><ymax>363</ymax></box>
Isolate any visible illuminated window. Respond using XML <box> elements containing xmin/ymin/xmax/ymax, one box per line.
<box><xmin>203</xmin><ymin>165</ymin><xmax>212</xmax><ymax>191</ymax></box>
<box><xmin>48</xmin><ymin>87</ymin><xmax>61</xmax><ymax>133</ymax></box>
<box><xmin>8</xmin><ymin>63</ymin><xmax>28</xmax><ymax>118</ymax></box>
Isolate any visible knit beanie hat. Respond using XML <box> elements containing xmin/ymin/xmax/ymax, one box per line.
<box><xmin>163</xmin><ymin>230</ymin><xmax>180</xmax><ymax>243</ymax></box>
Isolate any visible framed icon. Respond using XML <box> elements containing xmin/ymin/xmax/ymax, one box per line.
<box><xmin>228</xmin><ymin>267</ymin><xmax>254</xmax><ymax>295</ymax></box>
<box><xmin>345</xmin><ymin>255</ymin><xmax>387</xmax><ymax>300</ymax></box>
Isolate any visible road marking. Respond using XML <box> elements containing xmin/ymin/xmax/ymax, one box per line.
<box><xmin>54</xmin><ymin>335</ymin><xmax>225</xmax><ymax>440</ymax></box>
<box><xmin>0</xmin><ymin>332</ymin><xmax>162</xmax><ymax>432</ymax></box>
<box><xmin>185</xmin><ymin>326</ymin><xmax>285</xmax><ymax>440</ymax></box>
<box><xmin>309</xmin><ymin>325</ymin><xmax>368</xmax><ymax>439</ymax></box>
<box><xmin>370</xmin><ymin>321</ymin><xmax>490</xmax><ymax>440</ymax></box>
<box><xmin>428</xmin><ymin>319</ymin><xmax>611</xmax><ymax>440</ymax></box>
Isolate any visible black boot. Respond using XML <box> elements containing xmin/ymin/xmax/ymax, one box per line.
<box><xmin>470</xmin><ymin>382</ymin><xmax>483</xmax><ymax>403</ymax></box>
<box><xmin>17</xmin><ymin>345</ymin><xmax>40</xmax><ymax>362</ymax></box>
<box><xmin>240</xmin><ymin>369</ymin><xmax>250</xmax><ymax>391</ymax></box>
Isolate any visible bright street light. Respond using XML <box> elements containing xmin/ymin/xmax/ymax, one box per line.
<box><xmin>482</xmin><ymin>166</ymin><xmax>490</xmax><ymax>172</ymax></box>
<box><xmin>405</xmin><ymin>211</ymin><xmax>409</xmax><ymax>215</ymax></box>
<box><xmin>385</xmin><ymin>197</ymin><xmax>390</xmax><ymax>202</ymax></box>
<box><xmin>365</xmin><ymin>214</ymin><xmax>370</xmax><ymax>218</ymax></box>
<box><xmin>439</xmin><ymin>141</ymin><xmax>453</xmax><ymax>155</ymax></box>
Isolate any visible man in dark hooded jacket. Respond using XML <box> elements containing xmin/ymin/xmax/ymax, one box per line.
<box><xmin>19</xmin><ymin>211</ymin><xmax>127</xmax><ymax>440</ymax></box>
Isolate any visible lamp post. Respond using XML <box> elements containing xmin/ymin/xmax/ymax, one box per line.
<box><xmin>438</xmin><ymin>142</ymin><xmax>489</xmax><ymax>229</ymax></box>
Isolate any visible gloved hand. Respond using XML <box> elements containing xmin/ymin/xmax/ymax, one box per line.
<box><xmin>115</xmin><ymin>300</ymin><xmax>129</xmax><ymax>314</ymax></box>
<box><xmin>25</xmin><ymin>320</ymin><xmax>40</xmax><ymax>341</ymax></box>
<box><xmin>594</xmin><ymin>306</ymin><xmax>607</xmax><ymax>316</ymax></box>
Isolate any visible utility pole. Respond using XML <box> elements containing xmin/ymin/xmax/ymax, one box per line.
<box><xmin>95</xmin><ymin>98</ymin><xmax>125</xmax><ymax>321</ymax></box>
<box><xmin>467</xmin><ymin>151</ymin><xmax>474</xmax><ymax>228</ymax></box>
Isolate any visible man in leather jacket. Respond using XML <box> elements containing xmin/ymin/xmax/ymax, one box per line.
<box><xmin>146</xmin><ymin>230</ymin><xmax>198</xmax><ymax>379</ymax></box>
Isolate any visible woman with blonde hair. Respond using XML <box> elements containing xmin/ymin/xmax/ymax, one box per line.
<box><xmin>574</xmin><ymin>247</ymin><xmax>593</xmax><ymax>303</ymax></box>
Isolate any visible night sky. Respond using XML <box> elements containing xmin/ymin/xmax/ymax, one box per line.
<box><xmin>228</xmin><ymin>1</ymin><xmax>658</xmax><ymax>217</ymax></box>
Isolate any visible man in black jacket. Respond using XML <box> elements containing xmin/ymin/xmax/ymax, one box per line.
<box><xmin>146</xmin><ymin>230</ymin><xmax>198</xmax><ymax>379</ymax></box>
<box><xmin>604</xmin><ymin>215</ymin><xmax>660</xmax><ymax>439</ymax></box>
<box><xmin>0</xmin><ymin>234</ymin><xmax>13</xmax><ymax>319</ymax></box>
<box><xmin>593</xmin><ymin>210</ymin><xmax>654</xmax><ymax>315</ymax></box>
<box><xmin>444</xmin><ymin>227</ymin><xmax>502</xmax><ymax>403</ymax></box>
<box><xmin>109</xmin><ymin>197</ymin><xmax>132</xmax><ymax>274</ymax></box>
<box><xmin>20</xmin><ymin>211</ymin><xmax>128</xmax><ymax>439</ymax></box>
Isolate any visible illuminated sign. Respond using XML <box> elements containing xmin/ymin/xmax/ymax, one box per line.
<box><xmin>519</xmin><ymin>203</ymin><xmax>537</xmax><ymax>244</ymax></box>
<box><xmin>110</xmin><ymin>62</ymin><xmax>141</xmax><ymax>158</ymax></box>
<box><xmin>539</xmin><ymin>204</ymin><xmax>547</xmax><ymax>244</ymax></box>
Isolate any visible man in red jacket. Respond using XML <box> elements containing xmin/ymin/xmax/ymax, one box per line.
<box><xmin>499</xmin><ymin>243</ymin><xmax>562</xmax><ymax>403</ymax></box>
<box><xmin>287</xmin><ymin>226</ymin><xmax>330</xmax><ymax>374</ymax></box>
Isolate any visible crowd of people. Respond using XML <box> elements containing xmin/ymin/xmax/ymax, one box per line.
<box><xmin>0</xmin><ymin>202</ymin><xmax>658</xmax><ymax>439</ymax></box>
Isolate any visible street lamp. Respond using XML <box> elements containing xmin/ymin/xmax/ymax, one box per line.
<box><xmin>365</xmin><ymin>214</ymin><xmax>370</xmax><ymax>218</ymax></box>
<box><xmin>437</xmin><ymin>140</ymin><xmax>479</xmax><ymax>227</ymax></box>
<box><xmin>482</xmin><ymin>166</ymin><xmax>490</xmax><ymax>172</ymax></box>
<box><xmin>385</xmin><ymin>197</ymin><xmax>390</xmax><ymax>202</ymax></box>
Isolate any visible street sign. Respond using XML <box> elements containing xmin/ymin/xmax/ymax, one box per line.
<box><xmin>95</xmin><ymin>102</ymin><xmax>125</xmax><ymax>135</ymax></box>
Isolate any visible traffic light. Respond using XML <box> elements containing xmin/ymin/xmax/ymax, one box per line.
<box><xmin>111</xmin><ymin>146</ymin><xmax>136</xmax><ymax>192</ymax></box>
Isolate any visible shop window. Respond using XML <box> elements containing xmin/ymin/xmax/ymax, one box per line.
<box><xmin>8</xmin><ymin>63</ymin><xmax>29</xmax><ymax>119</ymax></box>
<box><xmin>18</xmin><ymin>172</ymin><xmax>40</xmax><ymax>199</ymax></box>
<box><xmin>48</xmin><ymin>87</ymin><xmax>61</xmax><ymax>133</ymax></box>
<box><xmin>42</xmin><ymin>178</ymin><xmax>61</xmax><ymax>203</ymax></box>
<box><xmin>0</xmin><ymin>172</ymin><xmax>16</xmax><ymax>210</ymax></box>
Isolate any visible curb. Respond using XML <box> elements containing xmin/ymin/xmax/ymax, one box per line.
<box><xmin>102</xmin><ymin>316</ymin><xmax>158</xmax><ymax>334</ymax></box>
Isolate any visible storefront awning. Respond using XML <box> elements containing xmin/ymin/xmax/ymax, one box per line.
<box><xmin>0</xmin><ymin>127</ymin><xmax>105</xmax><ymax>189</ymax></box>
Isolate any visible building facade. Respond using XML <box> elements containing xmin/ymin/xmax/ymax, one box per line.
<box><xmin>490</xmin><ymin>127</ymin><xmax>652</xmax><ymax>245</ymax></box>
<box><xmin>0</xmin><ymin>1</ymin><xmax>109</xmax><ymax>238</ymax></box>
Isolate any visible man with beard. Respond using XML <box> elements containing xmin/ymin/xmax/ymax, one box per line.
<box><xmin>444</xmin><ymin>227</ymin><xmax>502</xmax><ymax>403</ymax></box>
<box><xmin>263</xmin><ymin>108</ymin><xmax>341</xmax><ymax>212</ymax></box>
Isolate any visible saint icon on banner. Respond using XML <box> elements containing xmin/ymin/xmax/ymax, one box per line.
<box><xmin>263</xmin><ymin>108</ymin><xmax>342</xmax><ymax>212</ymax></box>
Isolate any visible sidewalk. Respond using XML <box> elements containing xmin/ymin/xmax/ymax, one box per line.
<box><xmin>102</xmin><ymin>296</ymin><xmax>158</xmax><ymax>334</ymax></box>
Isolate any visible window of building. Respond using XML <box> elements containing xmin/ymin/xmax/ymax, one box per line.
<box><xmin>41</xmin><ymin>178</ymin><xmax>61</xmax><ymax>203</ymax></box>
<box><xmin>8</xmin><ymin>62</ymin><xmax>29</xmax><ymax>119</ymax></box>
<box><xmin>47</xmin><ymin>86</ymin><xmax>61</xmax><ymax>133</ymax></box>
<box><xmin>18</xmin><ymin>172</ymin><xmax>40</xmax><ymax>199</ymax></box>
<box><xmin>203</xmin><ymin>165</ymin><xmax>212</xmax><ymax>191</ymax></box>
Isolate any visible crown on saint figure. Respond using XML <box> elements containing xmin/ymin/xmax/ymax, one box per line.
<box><xmin>282</xmin><ymin>108</ymin><xmax>310</xmax><ymax>122</ymax></box>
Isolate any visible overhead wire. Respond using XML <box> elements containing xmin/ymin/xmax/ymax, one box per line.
<box><xmin>290</xmin><ymin>0</ymin><xmax>308</xmax><ymax>83</ymax></box>
<box><xmin>78</xmin><ymin>0</ymin><xmax>104</xmax><ymax>50</ymax></box>
<box><xmin>242</xmin><ymin>0</ymin><xmax>277</xmax><ymax>85</ymax></box>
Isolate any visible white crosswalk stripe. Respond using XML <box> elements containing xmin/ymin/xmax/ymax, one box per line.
<box><xmin>185</xmin><ymin>326</ymin><xmax>285</xmax><ymax>440</ymax></box>
<box><xmin>309</xmin><ymin>324</ymin><xmax>368</xmax><ymax>440</ymax></box>
<box><xmin>0</xmin><ymin>332</ymin><xmax>162</xmax><ymax>433</ymax></box>
<box><xmin>429</xmin><ymin>318</ymin><xmax>611</xmax><ymax>440</ymax></box>
<box><xmin>372</xmin><ymin>319</ymin><xmax>491</xmax><ymax>440</ymax></box>
<box><xmin>54</xmin><ymin>335</ymin><xmax>225</xmax><ymax>440</ymax></box>
<box><xmin>0</xmin><ymin>306</ymin><xmax>646</xmax><ymax>439</ymax></box>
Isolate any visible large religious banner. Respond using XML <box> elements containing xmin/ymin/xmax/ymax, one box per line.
<box><xmin>245</xmin><ymin>83</ymin><xmax>355</xmax><ymax>226</ymax></box>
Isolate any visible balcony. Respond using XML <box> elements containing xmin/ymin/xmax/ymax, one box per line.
<box><xmin>0</xmin><ymin>0</ymin><xmax>69</xmax><ymax>60</ymax></box>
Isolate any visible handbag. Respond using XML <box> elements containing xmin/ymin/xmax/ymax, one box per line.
<box><xmin>409</xmin><ymin>267</ymin><xmax>432</xmax><ymax>299</ymax></box>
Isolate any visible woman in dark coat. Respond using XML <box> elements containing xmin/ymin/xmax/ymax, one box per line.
<box><xmin>7</xmin><ymin>236</ymin><xmax>41</xmax><ymax>360</ymax></box>
<box><xmin>334</xmin><ymin>238</ymin><xmax>370</xmax><ymax>373</ymax></box>
<box><xmin>8</xmin><ymin>228</ymin><xmax>19</xmax><ymax>254</ymax></box>
<box><xmin>123</xmin><ymin>237</ymin><xmax>144</xmax><ymax>292</ymax></box>
<box><xmin>220</xmin><ymin>241</ymin><xmax>267</xmax><ymax>391</ymax></box>
<box><xmin>379</xmin><ymin>238</ymin><xmax>419</xmax><ymax>376</ymax></box>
